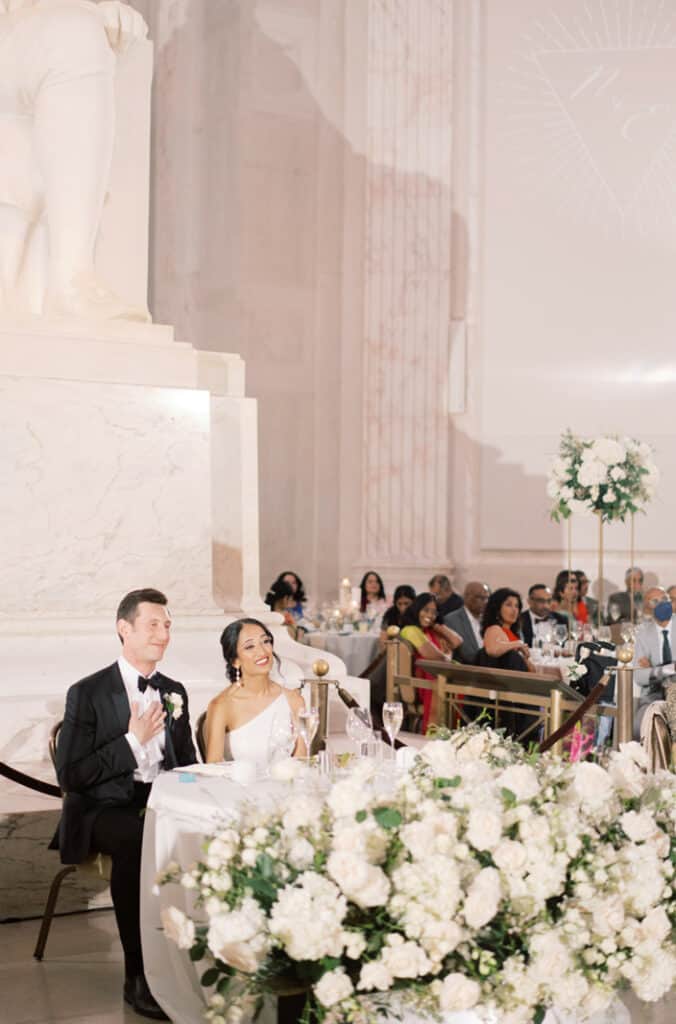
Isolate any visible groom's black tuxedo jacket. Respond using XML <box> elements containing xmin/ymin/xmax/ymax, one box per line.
<box><xmin>50</xmin><ymin>662</ymin><xmax>197</xmax><ymax>865</ymax></box>
<box><xmin>519</xmin><ymin>609</ymin><xmax>568</xmax><ymax>648</ymax></box>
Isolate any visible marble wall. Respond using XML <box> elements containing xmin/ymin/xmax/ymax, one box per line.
<box><xmin>138</xmin><ymin>0</ymin><xmax>676</xmax><ymax>605</ymax></box>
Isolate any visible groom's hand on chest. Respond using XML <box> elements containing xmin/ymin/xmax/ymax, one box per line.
<box><xmin>129</xmin><ymin>700</ymin><xmax>166</xmax><ymax>746</ymax></box>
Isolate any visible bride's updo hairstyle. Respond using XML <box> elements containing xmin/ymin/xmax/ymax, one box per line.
<box><xmin>219</xmin><ymin>618</ymin><xmax>280</xmax><ymax>683</ymax></box>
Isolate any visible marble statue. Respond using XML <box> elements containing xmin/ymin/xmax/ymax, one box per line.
<box><xmin>0</xmin><ymin>0</ymin><xmax>149</xmax><ymax>321</ymax></box>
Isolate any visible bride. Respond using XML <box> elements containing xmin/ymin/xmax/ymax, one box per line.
<box><xmin>204</xmin><ymin>618</ymin><xmax>307</xmax><ymax>764</ymax></box>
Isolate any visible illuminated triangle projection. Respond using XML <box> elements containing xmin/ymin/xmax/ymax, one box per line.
<box><xmin>534</xmin><ymin>48</ymin><xmax>676</xmax><ymax>212</ymax></box>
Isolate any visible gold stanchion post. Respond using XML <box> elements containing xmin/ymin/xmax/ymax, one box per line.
<box><xmin>615</xmin><ymin>643</ymin><xmax>634</xmax><ymax>746</ymax></box>
<box><xmin>385</xmin><ymin>626</ymin><xmax>400</xmax><ymax>704</ymax></box>
<box><xmin>629</xmin><ymin>513</ymin><xmax>635</xmax><ymax>625</ymax></box>
<box><xmin>597</xmin><ymin>511</ymin><xmax>604</xmax><ymax>631</ymax></box>
<box><xmin>305</xmin><ymin>659</ymin><xmax>331</xmax><ymax>754</ymax></box>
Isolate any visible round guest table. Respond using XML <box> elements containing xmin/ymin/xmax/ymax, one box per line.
<box><xmin>306</xmin><ymin>630</ymin><xmax>379</xmax><ymax>675</ymax></box>
<box><xmin>142</xmin><ymin>772</ymin><xmax>632</xmax><ymax>1024</ymax></box>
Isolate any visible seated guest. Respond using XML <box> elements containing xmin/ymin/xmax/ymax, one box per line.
<box><xmin>479</xmin><ymin>587</ymin><xmax>534</xmax><ymax>672</ymax></box>
<box><xmin>51</xmin><ymin>589</ymin><xmax>197</xmax><ymax>1021</ymax></box>
<box><xmin>634</xmin><ymin>589</ymin><xmax>673</xmax><ymax>736</ymax></box>
<box><xmin>359</xmin><ymin>570</ymin><xmax>388</xmax><ymax>621</ymax></box>
<box><xmin>428</xmin><ymin>572</ymin><xmax>462</xmax><ymax>618</ymax></box>
<box><xmin>520</xmin><ymin>583</ymin><xmax>568</xmax><ymax>647</ymax></box>
<box><xmin>550</xmin><ymin>571</ymin><xmax>583</xmax><ymax>625</ymax></box>
<box><xmin>273</xmin><ymin>570</ymin><xmax>307</xmax><ymax>620</ymax></box>
<box><xmin>443</xmin><ymin>581</ymin><xmax>490</xmax><ymax>664</ymax></box>
<box><xmin>205</xmin><ymin>619</ymin><xmax>306</xmax><ymax>765</ymax></box>
<box><xmin>576</xmin><ymin>570</ymin><xmax>598</xmax><ymax>624</ymax></box>
<box><xmin>400</xmin><ymin>592</ymin><xmax>463</xmax><ymax>732</ymax></box>
<box><xmin>379</xmin><ymin>584</ymin><xmax>416</xmax><ymax>649</ymax></box>
<box><xmin>608</xmin><ymin>566</ymin><xmax>644</xmax><ymax>623</ymax></box>
<box><xmin>264</xmin><ymin>579</ymin><xmax>296</xmax><ymax>635</ymax></box>
<box><xmin>667</xmin><ymin>585</ymin><xmax>676</xmax><ymax>615</ymax></box>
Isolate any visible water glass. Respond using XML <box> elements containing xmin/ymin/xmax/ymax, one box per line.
<box><xmin>346</xmin><ymin>706</ymin><xmax>374</xmax><ymax>757</ymax></box>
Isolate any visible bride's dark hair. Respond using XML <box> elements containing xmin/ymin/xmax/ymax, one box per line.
<box><xmin>219</xmin><ymin>618</ymin><xmax>281</xmax><ymax>683</ymax></box>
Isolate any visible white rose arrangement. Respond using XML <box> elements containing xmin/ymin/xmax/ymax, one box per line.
<box><xmin>159</xmin><ymin>725</ymin><xmax>676</xmax><ymax>1024</ymax></box>
<box><xmin>547</xmin><ymin>429</ymin><xmax>658</xmax><ymax>523</ymax></box>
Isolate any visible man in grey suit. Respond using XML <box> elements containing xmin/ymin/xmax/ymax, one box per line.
<box><xmin>634</xmin><ymin>587</ymin><xmax>673</xmax><ymax>736</ymax></box>
<box><xmin>444</xmin><ymin>582</ymin><xmax>490</xmax><ymax>664</ymax></box>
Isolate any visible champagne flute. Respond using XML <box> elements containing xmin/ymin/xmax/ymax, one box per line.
<box><xmin>297</xmin><ymin>708</ymin><xmax>319</xmax><ymax>762</ymax></box>
<box><xmin>382</xmin><ymin>701</ymin><xmax>403</xmax><ymax>759</ymax></box>
<box><xmin>346</xmin><ymin>706</ymin><xmax>373</xmax><ymax>757</ymax></box>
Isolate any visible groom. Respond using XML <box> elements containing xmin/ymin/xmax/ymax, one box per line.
<box><xmin>51</xmin><ymin>588</ymin><xmax>197</xmax><ymax>1020</ymax></box>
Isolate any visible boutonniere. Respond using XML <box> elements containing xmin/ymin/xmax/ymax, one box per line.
<box><xmin>164</xmin><ymin>691</ymin><xmax>184</xmax><ymax>721</ymax></box>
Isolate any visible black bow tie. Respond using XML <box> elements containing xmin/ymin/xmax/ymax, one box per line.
<box><xmin>137</xmin><ymin>674</ymin><xmax>160</xmax><ymax>693</ymax></box>
<box><xmin>534</xmin><ymin>616</ymin><xmax>549</xmax><ymax>624</ymax></box>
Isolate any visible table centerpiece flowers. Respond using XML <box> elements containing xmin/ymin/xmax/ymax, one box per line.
<box><xmin>158</xmin><ymin>724</ymin><xmax>676</xmax><ymax>1024</ymax></box>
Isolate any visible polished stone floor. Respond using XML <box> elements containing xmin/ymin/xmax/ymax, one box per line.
<box><xmin>1</xmin><ymin>908</ymin><xmax>676</xmax><ymax>1024</ymax></box>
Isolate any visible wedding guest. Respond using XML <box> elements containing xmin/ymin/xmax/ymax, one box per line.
<box><xmin>479</xmin><ymin>587</ymin><xmax>534</xmax><ymax>671</ymax></box>
<box><xmin>607</xmin><ymin>566</ymin><xmax>644</xmax><ymax>623</ymax></box>
<box><xmin>551</xmin><ymin>571</ymin><xmax>583</xmax><ymax>625</ymax></box>
<box><xmin>443</xmin><ymin>581</ymin><xmax>490</xmax><ymax>664</ymax></box>
<box><xmin>669</xmin><ymin>585</ymin><xmax>676</xmax><ymax>615</ymax></box>
<box><xmin>264</xmin><ymin>579</ymin><xmax>296</xmax><ymax>634</ymax></box>
<box><xmin>204</xmin><ymin>618</ymin><xmax>306</xmax><ymax>764</ymax></box>
<box><xmin>400</xmin><ymin>592</ymin><xmax>463</xmax><ymax>732</ymax></box>
<box><xmin>428</xmin><ymin>573</ymin><xmax>463</xmax><ymax>618</ymax></box>
<box><xmin>634</xmin><ymin>590</ymin><xmax>673</xmax><ymax>736</ymax></box>
<box><xmin>520</xmin><ymin>584</ymin><xmax>568</xmax><ymax>647</ymax></box>
<box><xmin>359</xmin><ymin>571</ymin><xmax>388</xmax><ymax>619</ymax></box>
<box><xmin>51</xmin><ymin>589</ymin><xmax>197</xmax><ymax>1021</ymax></box>
<box><xmin>575</xmin><ymin>570</ymin><xmax>598</xmax><ymax>624</ymax></box>
<box><xmin>274</xmin><ymin>570</ymin><xmax>307</xmax><ymax>620</ymax></box>
<box><xmin>379</xmin><ymin>584</ymin><xmax>416</xmax><ymax>649</ymax></box>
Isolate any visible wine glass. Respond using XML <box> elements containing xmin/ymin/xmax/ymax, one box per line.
<box><xmin>608</xmin><ymin>602</ymin><xmax>621</xmax><ymax>624</ymax></box>
<box><xmin>268</xmin><ymin>713</ymin><xmax>297</xmax><ymax>766</ymax></box>
<box><xmin>297</xmin><ymin>708</ymin><xmax>319</xmax><ymax>762</ymax></box>
<box><xmin>382</xmin><ymin>702</ymin><xmax>403</xmax><ymax>758</ymax></box>
<box><xmin>554</xmin><ymin>623</ymin><xmax>568</xmax><ymax>646</ymax></box>
<box><xmin>346</xmin><ymin>706</ymin><xmax>373</xmax><ymax>757</ymax></box>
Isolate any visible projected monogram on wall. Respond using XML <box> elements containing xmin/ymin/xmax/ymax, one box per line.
<box><xmin>502</xmin><ymin>0</ymin><xmax>676</xmax><ymax>234</ymax></box>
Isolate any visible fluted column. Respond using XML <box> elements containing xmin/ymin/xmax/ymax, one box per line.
<box><xmin>360</xmin><ymin>0</ymin><xmax>454</xmax><ymax>571</ymax></box>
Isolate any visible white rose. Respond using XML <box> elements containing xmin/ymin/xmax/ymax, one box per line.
<box><xmin>641</xmin><ymin>906</ymin><xmax>671</xmax><ymax>944</ymax></box>
<box><xmin>493</xmin><ymin>839</ymin><xmax>528</xmax><ymax>875</ymax></box>
<box><xmin>466</xmin><ymin>808</ymin><xmax>502</xmax><ymax>851</ymax></box>
<box><xmin>161</xmin><ymin>906</ymin><xmax>195</xmax><ymax>949</ymax></box>
<box><xmin>207</xmin><ymin>900</ymin><xmax>267</xmax><ymax>973</ymax></box>
<box><xmin>578</xmin><ymin>457</ymin><xmax>608</xmax><ymax>486</ymax></box>
<box><xmin>569</xmin><ymin>761</ymin><xmax>615</xmax><ymax>812</ymax></box>
<box><xmin>591</xmin><ymin>437</ymin><xmax>625</xmax><ymax>466</ymax></box>
<box><xmin>282</xmin><ymin>795</ymin><xmax>323</xmax><ymax>833</ymax></box>
<box><xmin>381</xmin><ymin>938</ymin><xmax>431</xmax><ymax>978</ymax></box>
<box><xmin>288</xmin><ymin>837</ymin><xmax>315</xmax><ymax>870</ymax></box>
<box><xmin>358</xmin><ymin>959</ymin><xmax>393</xmax><ymax>991</ymax></box>
<box><xmin>463</xmin><ymin>867</ymin><xmax>501</xmax><ymax>929</ymax></box>
<box><xmin>610</xmin><ymin>466</ymin><xmax>625</xmax><ymax>482</ymax></box>
<box><xmin>314</xmin><ymin>968</ymin><xmax>353</xmax><ymax>1007</ymax></box>
<box><xmin>499</xmin><ymin>764</ymin><xmax>540</xmax><ymax>803</ymax></box>
<box><xmin>327</xmin><ymin>779</ymin><xmax>371</xmax><ymax>818</ymax></box>
<box><xmin>327</xmin><ymin>851</ymin><xmax>390</xmax><ymax>908</ymax></box>
<box><xmin>604</xmin><ymin>489</ymin><xmax>616</xmax><ymax>503</ymax></box>
<box><xmin>620</xmin><ymin>809</ymin><xmax>656</xmax><ymax>843</ymax></box>
<box><xmin>437</xmin><ymin>972</ymin><xmax>481</xmax><ymax>1011</ymax></box>
<box><xmin>343</xmin><ymin>931</ymin><xmax>367</xmax><ymax>959</ymax></box>
<box><xmin>270</xmin><ymin>757</ymin><xmax>301</xmax><ymax>782</ymax></box>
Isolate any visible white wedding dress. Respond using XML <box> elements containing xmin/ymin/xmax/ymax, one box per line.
<box><xmin>223</xmin><ymin>692</ymin><xmax>295</xmax><ymax>767</ymax></box>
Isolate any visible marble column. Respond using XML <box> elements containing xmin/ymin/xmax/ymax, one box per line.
<box><xmin>358</xmin><ymin>0</ymin><xmax>455</xmax><ymax>577</ymax></box>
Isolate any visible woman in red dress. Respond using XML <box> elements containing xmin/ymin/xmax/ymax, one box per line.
<box><xmin>481</xmin><ymin>587</ymin><xmax>534</xmax><ymax>671</ymax></box>
<box><xmin>400</xmin><ymin>592</ymin><xmax>463</xmax><ymax>732</ymax></box>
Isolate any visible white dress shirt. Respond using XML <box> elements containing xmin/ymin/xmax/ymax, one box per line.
<box><xmin>466</xmin><ymin>610</ymin><xmax>483</xmax><ymax>647</ymax></box>
<box><xmin>118</xmin><ymin>655</ymin><xmax>165</xmax><ymax>783</ymax></box>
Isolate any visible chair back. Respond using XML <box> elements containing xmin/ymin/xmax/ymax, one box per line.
<box><xmin>195</xmin><ymin>711</ymin><xmax>207</xmax><ymax>762</ymax></box>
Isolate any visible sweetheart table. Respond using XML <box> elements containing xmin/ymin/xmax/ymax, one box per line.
<box><xmin>141</xmin><ymin>771</ymin><xmax>633</xmax><ymax>1024</ymax></box>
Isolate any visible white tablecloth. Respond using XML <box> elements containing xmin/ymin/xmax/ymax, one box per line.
<box><xmin>307</xmin><ymin>630</ymin><xmax>379</xmax><ymax>675</ymax></box>
<box><xmin>142</xmin><ymin>773</ymin><xmax>632</xmax><ymax>1024</ymax></box>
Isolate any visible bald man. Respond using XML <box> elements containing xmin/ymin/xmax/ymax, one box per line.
<box><xmin>443</xmin><ymin>582</ymin><xmax>490</xmax><ymax>664</ymax></box>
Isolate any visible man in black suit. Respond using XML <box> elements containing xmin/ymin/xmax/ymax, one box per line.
<box><xmin>52</xmin><ymin>588</ymin><xmax>197</xmax><ymax>1020</ymax></box>
<box><xmin>520</xmin><ymin>583</ymin><xmax>568</xmax><ymax>647</ymax></box>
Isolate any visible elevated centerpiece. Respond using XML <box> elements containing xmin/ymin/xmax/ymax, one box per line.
<box><xmin>547</xmin><ymin>431</ymin><xmax>659</xmax><ymax>626</ymax></box>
